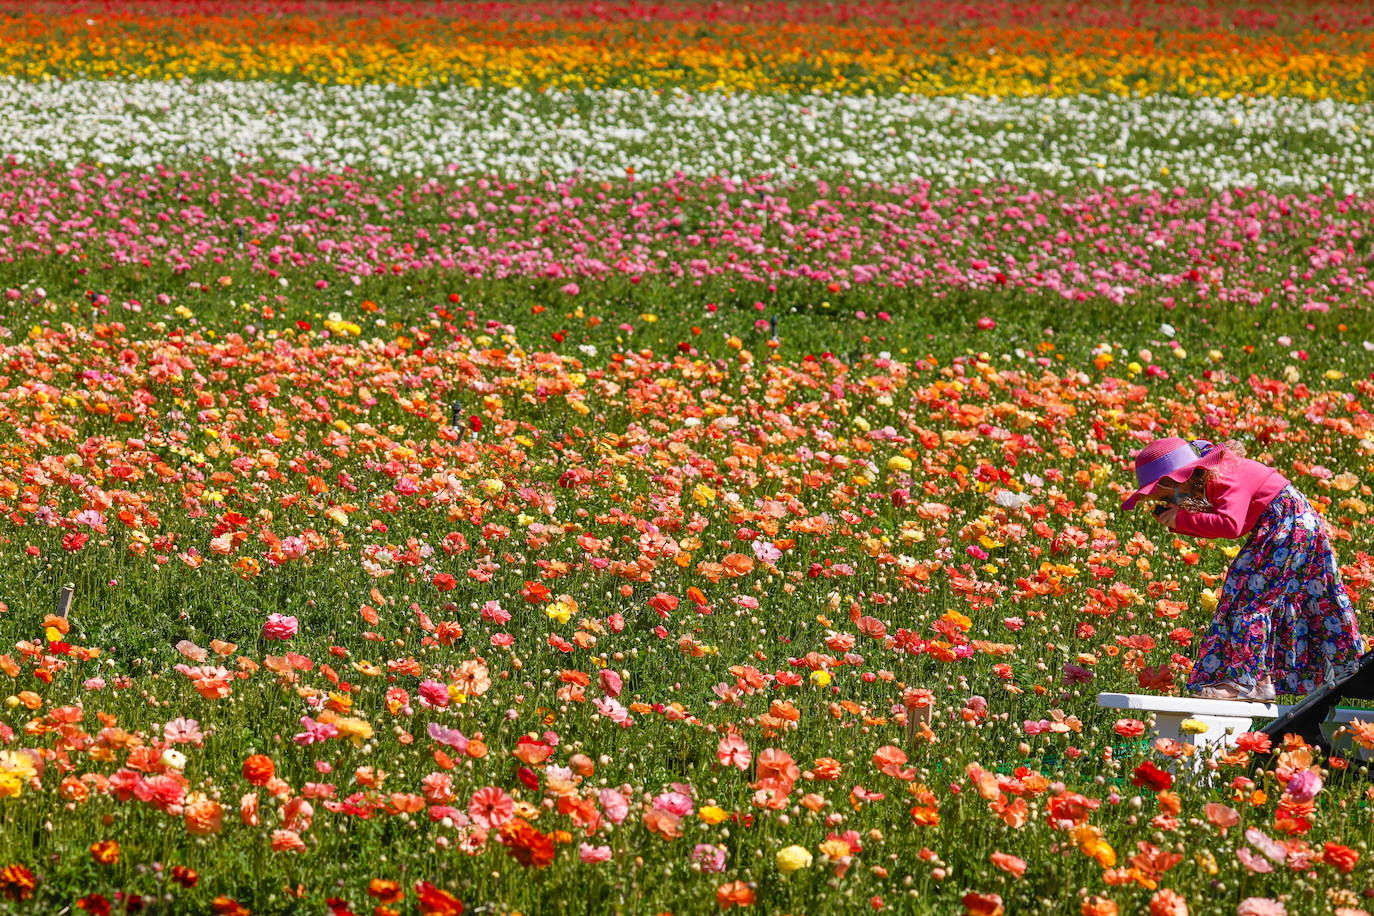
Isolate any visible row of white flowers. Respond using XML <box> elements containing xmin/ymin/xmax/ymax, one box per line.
<box><xmin>6</xmin><ymin>77</ymin><xmax>1371</xmax><ymax>190</ymax></box>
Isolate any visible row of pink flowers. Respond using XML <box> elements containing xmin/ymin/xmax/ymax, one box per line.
<box><xmin>4</xmin><ymin>165</ymin><xmax>1372</xmax><ymax>310</ymax></box>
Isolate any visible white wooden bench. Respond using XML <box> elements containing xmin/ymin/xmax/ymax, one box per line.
<box><xmin>1097</xmin><ymin>692</ymin><xmax>1374</xmax><ymax>757</ymax></box>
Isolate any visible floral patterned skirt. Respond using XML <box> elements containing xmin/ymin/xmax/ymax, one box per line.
<box><xmin>1186</xmin><ymin>484</ymin><xmax>1364</xmax><ymax>697</ymax></box>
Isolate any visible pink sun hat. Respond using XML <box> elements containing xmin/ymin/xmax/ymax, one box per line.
<box><xmin>1121</xmin><ymin>437</ymin><xmax>1226</xmax><ymax>510</ymax></box>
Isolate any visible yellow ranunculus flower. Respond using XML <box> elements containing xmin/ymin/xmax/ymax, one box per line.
<box><xmin>775</xmin><ymin>845</ymin><xmax>813</xmax><ymax>874</ymax></box>
<box><xmin>546</xmin><ymin>599</ymin><xmax>573</xmax><ymax>625</ymax></box>
<box><xmin>0</xmin><ymin>751</ymin><xmax>37</xmax><ymax>799</ymax></box>
<box><xmin>698</xmin><ymin>805</ymin><xmax>729</xmax><ymax>825</ymax></box>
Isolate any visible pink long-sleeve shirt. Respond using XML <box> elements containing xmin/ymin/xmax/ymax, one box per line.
<box><xmin>1168</xmin><ymin>458</ymin><xmax>1289</xmax><ymax>540</ymax></box>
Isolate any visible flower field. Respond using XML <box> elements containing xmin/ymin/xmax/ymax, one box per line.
<box><xmin>4</xmin><ymin>2</ymin><xmax>1374</xmax><ymax>915</ymax></box>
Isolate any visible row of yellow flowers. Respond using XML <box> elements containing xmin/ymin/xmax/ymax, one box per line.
<box><xmin>5</xmin><ymin>14</ymin><xmax>1374</xmax><ymax>97</ymax></box>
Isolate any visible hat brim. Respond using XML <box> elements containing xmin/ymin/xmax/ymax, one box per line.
<box><xmin>1121</xmin><ymin>447</ymin><xmax>1226</xmax><ymax>510</ymax></box>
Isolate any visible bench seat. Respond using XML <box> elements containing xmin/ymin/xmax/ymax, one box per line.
<box><xmin>1097</xmin><ymin>692</ymin><xmax>1374</xmax><ymax>755</ymax></box>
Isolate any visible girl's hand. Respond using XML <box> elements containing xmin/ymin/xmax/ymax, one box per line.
<box><xmin>1155</xmin><ymin>506</ymin><xmax>1180</xmax><ymax>529</ymax></box>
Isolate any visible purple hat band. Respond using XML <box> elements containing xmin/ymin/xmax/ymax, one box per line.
<box><xmin>1135</xmin><ymin>440</ymin><xmax>1213</xmax><ymax>488</ymax></box>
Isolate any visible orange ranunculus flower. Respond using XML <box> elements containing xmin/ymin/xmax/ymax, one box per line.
<box><xmin>811</xmin><ymin>758</ymin><xmax>842</xmax><ymax>781</ymax></box>
<box><xmin>0</xmin><ymin>864</ymin><xmax>35</xmax><ymax>900</ymax></box>
<box><xmin>720</xmin><ymin>553</ymin><xmax>754</xmax><ymax>577</ymax></box>
<box><xmin>59</xmin><ymin>776</ymin><xmax>89</xmax><ymax>804</ymax></box>
<box><xmin>647</xmin><ymin>592</ymin><xmax>679</xmax><ymax>616</ymax></box>
<box><xmin>643</xmin><ymin>808</ymin><xmax>683</xmax><ymax>840</ymax></box>
<box><xmin>991</xmin><ymin>796</ymin><xmax>1028</xmax><ymax>828</ymax></box>
<box><xmin>754</xmin><ymin>748</ymin><xmax>800</xmax><ymax>789</ymax></box>
<box><xmin>1081</xmin><ymin>897</ymin><xmax>1118</xmax><ymax>916</ymax></box>
<box><xmin>499</xmin><ymin>819</ymin><xmax>555</xmax><ymax>869</ymax></box>
<box><xmin>184</xmin><ymin>794</ymin><xmax>225</xmax><ymax>836</ymax></box>
<box><xmin>910</xmin><ymin>805</ymin><xmax>940</xmax><ymax>826</ymax></box>
<box><xmin>211</xmin><ymin>898</ymin><xmax>250</xmax><ymax>916</ymax></box>
<box><xmin>414</xmin><ymin>882</ymin><xmax>464</xmax><ymax>916</ymax></box>
<box><xmin>1323</xmin><ymin>842</ymin><xmax>1360</xmax><ymax>873</ymax></box>
<box><xmin>367</xmin><ymin>880</ymin><xmax>404</xmax><ymax>904</ymax></box>
<box><xmin>716</xmin><ymin>881</ymin><xmax>756</xmax><ymax>909</ymax></box>
<box><xmin>512</xmin><ymin>737</ymin><xmax>553</xmax><ymax>766</ymax></box>
<box><xmin>1147</xmin><ymin>888</ymin><xmax>1188</xmax><ymax>916</ymax></box>
<box><xmin>961</xmin><ymin>892</ymin><xmax>1004</xmax><ymax>916</ymax></box>
<box><xmin>89</xmin><ymin>840</ymin><xmax>120</xmax><ymax>865</ymax></box>
<box><xmin>767</xmin><ymin>700</ymin><xmax>800</xmax><ymax>722</ymax></box>
<box><xmin>241</xmin><ymin>754</ymin><xmax>275</xmax><ymax>786</ymax></box>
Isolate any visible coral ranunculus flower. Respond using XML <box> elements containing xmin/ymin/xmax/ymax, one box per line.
<box><xmin>990</xmin><ymin>851</ymin><xmax>1027</xmax><ymax>878</ymax></box>
<box><xmin>754</xmin><ymin>748</ymin><xmax>800</xmax><ymax>789</ymax></box>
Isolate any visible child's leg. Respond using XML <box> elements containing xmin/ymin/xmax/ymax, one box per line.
<box><xmin>1272</xmin><ymin>508</ymin><xmax>1363</xmax><ymax>694</ymax></box>
<box><xmin>1187</xmin><ymin>556</ymin><xmax>1275</xmax><ymax>692</ymax></box>
<box><xmin>1188</xmin><ymin>495</ymin><xmax>1296</xmax><ymax>693</ymax></box>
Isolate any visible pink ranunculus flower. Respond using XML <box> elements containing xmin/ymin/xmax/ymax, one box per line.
<box><xmin>261</xmin><ymin>613</ymin><xmax>298</xmax><ymax>640</ymax></box>
<box><xmin>1284</xmin><ymin>769</ymin><xmax>1322</xmax><ymax>803</ymax></box>
<box><xmin>468</xmin><ymin>786</ymin><xmax>514</xmax><ymax>829</ymax></box>
<box><xmin>279</xmin><ymin>535</ymin><xmax>308</xmax><ymax>559</ymax></box>
<box><xmin>599</xmin><ymin>788</ymin><xmax>629</xmax><ymax>825</ymax></box>
<box><xmin>691</xmin><ymin>843</ymin><xmax>728</xmax><ymax>873</ymax></box>
<box><xmin>579</xmin><ymin>844</ymin><xmax>613</xmax><ymax>863</ymax></box>
<box><xmin>717</xmin><ymin>734</ymin><xmax>751</xmax><ymax>770</ymax></box>
<box><xmin>599</xmin><ymin>669</ymin><xmax>623</xmax><ymax>698</ymax></box>
<box><xmin>416</xmin><ymin>679</ymin><xmax>450</xmax><ymax>709</ymax></box>
<box><xmin>164</xmin><ymin>717</ymin><xmax>205</xmax><ymax>746</ymax></box>
<box><xmin>653</xmin><ymin>791</ymin><xmax>694</xmax><ymax>817</ymax></box>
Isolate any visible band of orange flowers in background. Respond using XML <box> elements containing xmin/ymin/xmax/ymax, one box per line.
<box><xmin>3</xmin><ymin>11</ymin><xmax>1373</xmax><ymax>98</ymax></box>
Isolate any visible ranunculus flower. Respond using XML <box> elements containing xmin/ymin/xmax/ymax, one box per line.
<box><xmin>261</xmin><ymin>613</ymin><xmax>298</xmax><ymax>640</ymax></box>
<box><xmin>775</xmin><ymin>845</ymin><xmax>812</xmax><ymax>874</ymax></box>
<box><xmin>692</xmin><ymin>843</ymin><xmax>728</xmax><ymax>873</ymax></box>
<box><xmin>1148</xmin><ymin>888</ymin><xmax>1188</xmax><ymax>916</ymax></box>
<box><xmin>990</xmin><ymin>852</ymin><xmax>1026</xmax><ymax>878</ymax></box>
<box><xmin>1284</xmin><ymin>769</ymin><xmax>1322</xmax><ymax>803</ymax></box>
<box><xmin>717</xmin><ymin>734</ymin><xmax>751</xmax><ymax>770</ymax></box>
<box><xmin>578</xmin><ymin>844</ymin><xmax>612</xmax><ymax>863</ymax></box>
